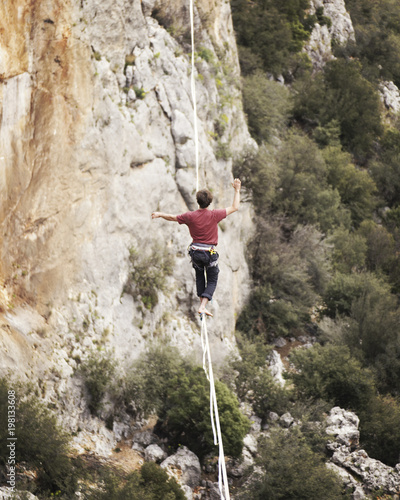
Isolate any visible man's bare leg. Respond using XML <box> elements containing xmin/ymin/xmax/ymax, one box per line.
<box><xmin>198</xmin><ymin>297</ymin><xmax>213</xmax><ymax>317</ymax></box>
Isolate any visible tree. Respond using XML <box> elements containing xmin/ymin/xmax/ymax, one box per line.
<box><xmin>370</xmin><ymin>127</ymin><xmax>400</xmax><ymax>206</ymax></box>
<box><xmin>288</xmin><ymin>344</ymin><xmax>376</xmax><ymax>410</ymax></box>
<box><xmin>329</xmin><ymin>227</ymin><xmax>367</xmax><ymax>273</ymax></box>
<box><xmin>237</xmin><ymin>220</ymin><xmax>330</xmax><ymax>339</ymax></box>
<box><xmin>161</xmin><ymin>367</ymin><xmax>250</xmax><ymax>459</ymax></box>
<box><xmin>272</xmin><ymin>130</ymin><xmax>348</xmax><ymax>232</ymax></box>
<box><xmin>125</xmin><ymin>344</ymin><xmax>249</xmax><ymax>460</ymax></box>
<box><xmin>323</xmin><ymin>271</ymin><xmax>389</xmax><ymax>318</ymax></box>
<box><xmin>240</xmin><ymin>427</ymin><xmax>345</xmax><ymax>499</ymax></box>
<box><xmin>0</xmin><ymin>379</ymin><xmax>80</xmax><ymax>496</ymax></box>
<box><xmin>242</xmin><ymin>72</ymin><xmax>291</xmax><ymax>143</ymax></box>
<box><xmin>86</xmin><ymin>462</ymin><xmax>185</xmax><ymax>500</ymax></box>
<box><xmin>344</xmin><ymin>0</ymin><xmax>400</xmax><ymax>87</ymax></box>
<box><xmin>322</xmin><ymin>145</ymin><xmax>377</xmax><ymax>225</ymax></box>
<box><xmin>294</xmin><ymin>59</ymin><xmax>383</xmax><ymax>160</ymax></box>
<box><xmin>225</xmin><ymin>335</ymin><xmax>290</xmax><ymax>417</ymax></box>
<box><xmin>232</xmin><ymin>0</ymin><xmax>312</xmax><ymax>76</ymax></box>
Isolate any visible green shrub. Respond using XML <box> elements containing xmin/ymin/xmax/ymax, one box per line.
<box><xmin>159</xmin><ymin>366</ymin><xmax>250</xmax><ymax>459</ymax></box>
<box><xmin>86</xmin><ymin>462</ymin><xmax>185</xmax><ymax>500</ymax></box>
<box><xmin>344</xmin><ymin>0</ymin><xmax>400</xmax><ymax>87</ymax></box>
<box><xmin>239</xmin><ymin>427</ymin><xmax>345</xmax><ymax>499</ymax></box>
<box><xmin>0</xmin><ymin>378</ymin><xmax>80</xmax><ymax>497</ymax></box>
<box><xmin>79</xmin><ymin>349</ymin><xmax>117</xmax><ymax>415</ymax></box>
<box><xmin>133</xmin><ymin>86</ymin><xmax>146</xmax><ymax>99</ymax></box>
<box><xmin>124</xmin><ymin>344</ymin><xmax>185</xmax><ymax>417</ymax></box>
<box><xmin>357</xmin><ymin>220</ymin><xmax>396</xmax><ymax>273</ymax></box>
<box><xmin>236</xmin><ymin>220</ymin><xmax>331</xmax><ymax>339</ymax></box>
<box><xmin>197</xmin><ymin>47</ymin><xmax>214</xmax><ymax>62</ymax></box>
<box><xmin>315</xmin><ymin>6</ymin><xmax>332</xmax><ymax>28</ymax></box>
<box><xmin>125</xmin><ymin>344</ymin><xmax>249</xmax><ymax>460</ymax></box>
<box><xmin>322</xmin><ymin>144</ymin><xmax>377</xmax><ymax>225</ymax></box>
<box><xmin>242</xmin><ymin>72</ymin><xmax>291</xmax><ymax>143</ymax></box>
<box><xmin>288</xmin><ymin>344</ymin><xmax>400</xmax><ymax>466</ymax></box>
<box><xmin>358</xmin><ymin>395</ymin><xmax>400</xmax><ymax>466</ymax></box>
<box><xmin>125</xmin><ymin>244</ymin><xmax>174</xmax><ymax>310</ymax></box>
<box><xmin>322</xmin><ymin>272</ymin><xmax>400</xmax><ymax>392</ymax></box>
<box><xmin>288</xmin><ymin>343</ymin><xmax>376</xmax><ymax>411</ymax></box>
<box><xmin>322</xmin><ymin>271</ymin><xmax>389</xmax><ymax>318</ymax></box>
<box><xmin>232</xmin><ymin>0</ymin><xmax>313</xmax><ymax>75</ymax></box>
<box><xmin>224</xmin><ymin>335</ymin><xmax>290</xmax><ymax>417</ymax></box>
<box><xmin>233</xmin><ymin>144</ymin><xmax>279</xmax><ymax>215</ymax></box>
<box><xmin>370</xmin><ymin>127</ymin><xmax>400</xmax><ymax>207</ymax></box>
<box><xmin>272</xmin><ymin>130</ymin><xmax>348</xmax><ymax>232</ymax></box>
<box><xmin>329</xmin><ymin>227</ymin><xmax>367</xmax><ymax>273</ymax></box>
<box><xmin>293</xmin><ymin>59</ymin><xmax>383</xmax><ymax>160</ymax></box>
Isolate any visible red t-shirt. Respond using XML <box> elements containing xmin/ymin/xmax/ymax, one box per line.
<box><xmin>177</xmin><ymin>208</ymin><xmax>227</xmax><ymax>245</ymax></box>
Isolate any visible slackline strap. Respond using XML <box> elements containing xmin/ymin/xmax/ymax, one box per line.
<box><xmin>189</xmin><ymin>0</ymin><xmax>200</xmax><ymax>192</ymax></box>
<box><xmin>200</xmin><ymin>315</ymin><xmax>230</xmax><ymax>500</ymax></box>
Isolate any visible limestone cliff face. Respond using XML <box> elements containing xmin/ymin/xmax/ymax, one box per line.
<box><xmin>0</xmin><ymin>0</ymin><xmax>254</xmax><ymax>392</ymax></box>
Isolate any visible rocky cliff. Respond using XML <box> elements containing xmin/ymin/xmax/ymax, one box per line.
<box><xmin>0</xmin><ymin>0</ymin><xmax>254</xmax><ymax>390</ymax></box>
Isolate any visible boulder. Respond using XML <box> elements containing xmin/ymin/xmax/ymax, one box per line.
<box><xmin>132</xmin><ymin>430</ymin><xmax>157</xmax><ymax>447</ymax></box>
<box><xmin>326</xmin><ymin>407</ymin><xmax>400</xmax><ymax>497</ymax></box>
<box><xmin>267</xmin><ymin>350</ymin><xmax>285</xmax><ymax>386</ymax></box>
<box><xmin>161</xmin><ymin>446</ymin><xmax>201</xmax><ymax>488</ymax></box>
<box><xmin>331</xmin><ymin>448</ymin><xmax>400</xmax><ymax>495</ymax></box>
<box><xmin>0</xmin><ymin>489</ymin><xmax>38</xmax><ymax>500</ymax></box>
<box><xmin>249</xmin><ymin>415</ymin><xmax>262</xmax><ymax>433</ymax></box>
<box><xmin>145</xmin><ymin>444</ymin><xmax>167</xmax><ymax>463</ymax></box>
<box><xmin>243</xmin><ymin>433</ymin><xmax>258</xmax><ymax>455</ymax></box>
<box><xmin>326</xmin><ymin>406</ymin><xmax>360</xmax><ymax>448</ymax></box>
<box><xmin>279</xmin><ymin>412</ymin><xmax>294</xmax><ymax>428</ymax></box>
<box><xmin>380</xmin><ymin>81</ymin><xmax>400</xmax><ymax>115</ymax></box>
<box><xmin>268</xmin><ymin>411</ymin><xmax>280</xmax><ymax>423</ymax></box>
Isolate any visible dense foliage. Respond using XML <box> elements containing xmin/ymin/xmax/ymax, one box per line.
<box><xmin>238</xmin><ymin>427</ymin><xmax>346</xmax><ymax>500</ymax></box>
<box><xmin>231</xmin><ymin>0</ymin><xmax>400</xmax><ymax>476</ymax></box>
<box><xmin>0</xmin><ymin>378</ymin><xmax>81</xmax><ymax>497</ymax></box>
<box><xmin>85</xmin><ymin>462</ymin><xmax>186</xmax><ymax>500</ymax></box>
<box><xmin>124</xmin><ymin>344</ymin><xmax>250</xmax><ymax>460</ymax></box>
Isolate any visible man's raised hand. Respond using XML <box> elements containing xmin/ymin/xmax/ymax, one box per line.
<box><xmin>232</xmin><ymin>178</ymin><xmax>241</xmax><ymax>192</ymax></box>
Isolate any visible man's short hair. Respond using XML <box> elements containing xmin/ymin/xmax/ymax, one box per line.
<box><xmin>196</xmin><ymin>189</ymin><xmax>213</xmax><ymax>209</ymax></box>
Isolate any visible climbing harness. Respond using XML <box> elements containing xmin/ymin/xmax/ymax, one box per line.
<box><xmin>190</xmin><ymin>243</ymin><xmax>217</xmax><ymax>254</ymax></box>
<box><xmin>189</xmin><ymin>0</ymin><xmax>200</xmax><ymax>192</ymax></box>
<box><xmin>200</xmin><ymin>313</ymin><xmax>230</xmax><ymax>500</ymax></box>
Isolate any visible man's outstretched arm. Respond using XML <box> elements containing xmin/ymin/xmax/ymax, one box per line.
<box><xmin>226</xmin><ymin>178</ymin><xmax>241</xmax><ymax>216</ymax></box>
<box><xmin>151</xmin><ymin>212</ymin><xmax>178</xmax><ymax>222</ymax></box>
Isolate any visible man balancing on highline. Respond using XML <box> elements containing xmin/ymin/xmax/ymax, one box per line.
<box><xmin>152</xmin><ymin>178</ymin><xmax>241</xmax><ymax>317</ymax></box>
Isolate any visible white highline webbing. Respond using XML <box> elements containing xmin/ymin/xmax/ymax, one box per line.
<box><xmin>200</xmin><ymin>315</ymin><xmax>230</xmax><ymax>500</ymax></box>
<box><xmin>189</xmin><ymin>0</ymin><xmax>200</xmax><ymax>192</ymax></box>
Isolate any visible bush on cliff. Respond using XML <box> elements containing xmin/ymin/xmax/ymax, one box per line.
<box><xmin>125</xmin><ymin>344</ymin><xmax>249</xmax><ymax>460</ymax></box>
<box><xmin>238</xmin><ymin>427</ymin><xmax>345</xmax><ymax>499</ymax></box>
<box><xmin>86</xmin><ymin>462</ymin><xmax>185</xmax><ymax>500</ymax></box>
<box><xmin>0</xmin><ymin>378</ymin><xmax>80</xmax><ymax>497</ymax></box>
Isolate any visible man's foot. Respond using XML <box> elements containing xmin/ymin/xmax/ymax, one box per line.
<box><xmin>198</xmin><ymin>308</ymin><xmax>213</xmax><ymax>317</ymax></box>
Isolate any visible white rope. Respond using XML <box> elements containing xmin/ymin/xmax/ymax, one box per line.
<box><xmin>189</xmin><ymin>2</ymin><xmax>229</xmax><ymax>496</ymax></box>
<box><xmin>200</xmin><ymin>315</ymin><xmax>230</xmax><ymax>500</ymax></box>
<box><xmin>189</xmin><ymin>0</ymin><xmax>200</xmax><ymax>192</ymax></box>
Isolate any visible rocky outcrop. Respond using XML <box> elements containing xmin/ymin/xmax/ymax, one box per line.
<box><xmin>380</xmin><ymin>80</ymin><xmax>400</xmax><ymax>122</ymax></box>
<box><xmin>326</xmin><ymin>406</ymin><xmax>360</xmax><ymax>449</ymax></box>
<box><xmin>304</xmin><ymin>0</ymin><xmax>355</xmax><ymax>70</ymax></box>
<box><xmin>326</xmin><ymin>407</ymin><xmax>400</xmax><ymax>498</ymax></box>
<box><xmin>145</xmin><ymin>444</ymin><xmax>167</xmax><ymax>463</ymax></box>
<box><xmin>0</xmin><ymin>488</ymin><xmax>38</xmax><ymax>500</ymax></box>
<box><xmin>161</xmin><ymin>446</ymin><xmax>201</xmax><ymax>489</ymax></box>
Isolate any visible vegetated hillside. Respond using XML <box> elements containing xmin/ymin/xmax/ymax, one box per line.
<box><xmin>230</xmin><ymin>0</ymin><xmax>400</xmax><ymax>493</ymax></box>
<box><xmin>2</xmin><ymin>0</ymin><xmax>400</xmax><ymax>498</ymax></box>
